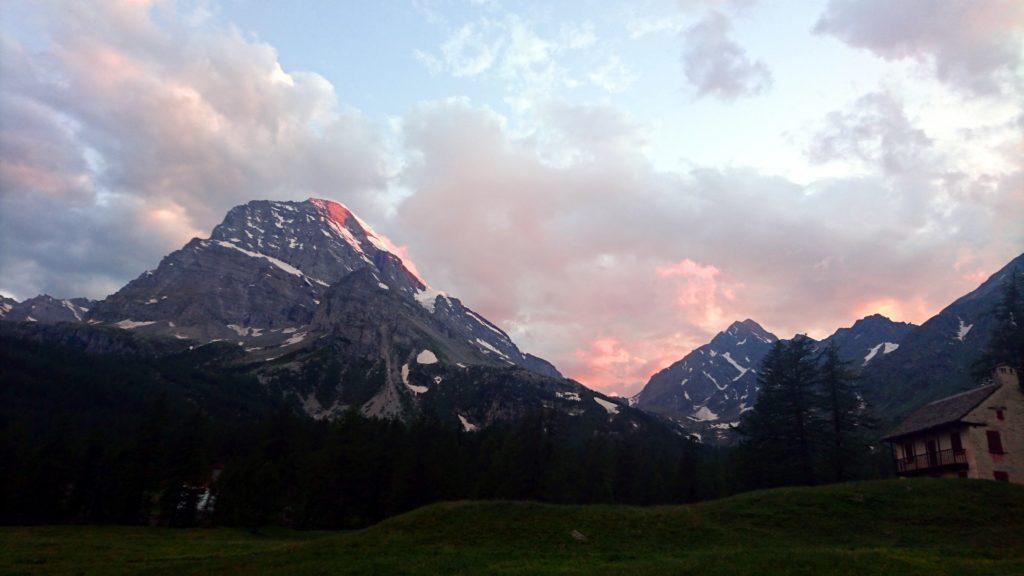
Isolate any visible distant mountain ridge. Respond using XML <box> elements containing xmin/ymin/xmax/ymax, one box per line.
<box><xmin>632</xmin><ymin>251</ymin><xmax>1023</xmax><ymax>442</ymax></box>
<box><xmin>633</xmin><ymin>315</ymin><xmax>917</xmax><ymax>443</ymax></box>
<box><xmin>819</xmin><ymin>313</ymin><xmax>915</xmax><ymax>368</ymax></box>
<box><xmin>858</xmin><ymin>252</ymin><xmax>1024</xmax><ymax>423</ymax></box>
<box><xmin>0</xmin><ymin>295</ymin><xmax>95</xmax><ymax>324</ymax></box>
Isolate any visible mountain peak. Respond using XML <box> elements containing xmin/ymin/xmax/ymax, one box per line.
<box><xmin>308</xmin><ymin>197</ymin><xmax>355</xmax><ymax>226</ymax></box>
<box><xmin>306</xmin><ymin>197</ymin><xmax>428</xmax><ymax>287</ymax></box>
<box><xmin>723</xmin><ymin>319</ymin><xmax>775</xmax><ymax>342</ymax></box>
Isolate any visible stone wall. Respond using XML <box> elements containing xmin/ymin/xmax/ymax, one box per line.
<box><xmin>964</xmin><ymin>366</ymin><xmax>1024</xmax><ymax>484</ymax></box>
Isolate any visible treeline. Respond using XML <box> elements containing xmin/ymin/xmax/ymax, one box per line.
<box><xmin>1</xmin><ymin>334</ymin><xmax>729</xmax><ymax>529</ymax></box>
<box><xmin>3</xmin><ymin>403</ymin><xmax>720</xmax><ymax>529</ymax></box>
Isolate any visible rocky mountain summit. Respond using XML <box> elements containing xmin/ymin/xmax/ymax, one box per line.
<box><xmin>87</xmin><ymin>198</ymin><xmax>559</xmax><ymax>376</ymax></box>
<box><xmin>4</xmin><ymin>198</ymin><xmax>665</xmax><ymax>433</ymax></box>
<box><xmin>632</xmin><ymin>319</ymin><xmax>778</xmax><ymax>443</ymax></box>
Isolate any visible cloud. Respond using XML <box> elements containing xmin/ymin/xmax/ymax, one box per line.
<box><xmin>428</xmin><ymin>19</ymin><xmax>505</xmax><ymax>77</ymax></box>
<box><xmin>0</xmin><ymin>1</ymin><xmax>389</xmax><ymax>299</ymax></box>
<box><xmin>413</xmin><ymin>14</ymin><xmax>598</xmax><ymax>112</ymax></box>
<box><xmin>2</xmin><ymin>2</ymin><xmax>1020</xmax><ymax>396</ymax></box>
<box><xmin>588</xmin><ymin>55</ymin><xmax>638</xmax><ymax>93</ymax></box>
<box><xmin>807</xmin><ymin>91</ymin><xmax>932</xmax><ymax>175</ymax></box>
<box><xmin>681</xmin><ymin>11</ymin><xmax>772</xmax><ymax>100</ymax></box>
<box><xmin>815</xmin><ymin>0</ymin><xmax>1024</xmax><ymax>97</ymax></box>
<box><xmin>392</xmin><ymin>97</ymin><xmax>1021</xmax><ymax>394</ymax></box>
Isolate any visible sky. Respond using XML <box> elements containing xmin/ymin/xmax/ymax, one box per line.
<box><xmin>1</xmin><ymin>0</ymin><xmax>1022</xmax><ymax>395</ymax></box>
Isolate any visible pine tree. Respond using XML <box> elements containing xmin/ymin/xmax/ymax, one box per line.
<box><xmin>975</xmin><ymin>270</ymin><xmax>1024</xmax><ymax>389</ymax></box>
<box><xmin>785</xmin><ymin>336</ymin><xmax>822</xmax><ymax>485</ymax></box>
<box><xmin>738</xmin><ymin>337</ymin><xmax>823</xmax><ymax>487</ymax></box>
<box><xmin>817</xmin><ymin>342</ymin><xmax>873</xmax><ymax>482</ymax></box>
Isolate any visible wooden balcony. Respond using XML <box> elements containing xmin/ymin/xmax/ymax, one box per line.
<box><xmin>895</xmin><ymin>449</ymin><xmax>967</xmax><ymax>475</ymax></box>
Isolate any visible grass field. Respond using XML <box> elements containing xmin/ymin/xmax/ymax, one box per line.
<box><xmin>2</xmin><ymin>478</ymin><xmax>1023</xmax><ymax>575</ymax></box>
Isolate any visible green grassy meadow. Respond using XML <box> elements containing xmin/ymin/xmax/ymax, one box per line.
<box><xmin>2</xmin><ymin>479</ymin><xmax>1022</xmax><ymax>576</ymax></box>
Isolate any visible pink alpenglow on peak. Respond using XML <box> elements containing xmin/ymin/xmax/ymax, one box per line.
<box><xmin>308</xmin><ymin>197</ymin><xmax>428</xmax><ymax>287</ymax></box>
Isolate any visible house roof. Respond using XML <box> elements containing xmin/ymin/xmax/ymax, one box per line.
<box><xmin>883</xmin><ymin>384</ymin><xmax>1001</xmax><ymax>441</ymax></box>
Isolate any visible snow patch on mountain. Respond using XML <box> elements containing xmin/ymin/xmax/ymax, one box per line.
<box><xmin>956</xmin><ymin>318</ymin><xmax>973</xmax><ymax>341</ymax></box>
<box><xmin>458</xmin><ymin>414</ymin><xmax>479</xmax><ymax>432</ymax></box>
<box><xmin>61</xmin><ymin>300</ymin><xmax>85</xmax><ymax>321</ymax></box>
<box><xmin>464</xmin><ymin>308</ymin><xmax>510</xmax><ymax>342</ymax></box>
<box><xmin>228</xmin><ymin>324</ymin><xmax>264</xmax><ymax>337</ymax></box>
<box><xmin>557</xmin><ymin>391</ymin><xmax>581</xmax><ymax>401</ymax></box>
<box><xmin>212</xmin><ymin>240</ymin><xmax>316</xmax><ymax>280</ymax></box>
<box><xmin>474</xmin><ymin>337</ymin><xmax>508</xmax><ymax>358</ymax></box>
<box><xmin>691</xmin><ymin>406</ymin><xmax>719</xmax><ymax>422</ymax></box>
<box><xmin>416</xmin><ymin>349</ymin><xmax>438</xmax><ymax>364</ymax></box>
<box><xmin>721</xmin><ymin>352</ymin><xmax>748</xmax><ymax>380</ymax></box>
<box><xmin>703</xmin><ymin>370</ymin><xmax>727</xmax><ymax>391</ymax></box>
<box><xmin>115</xmin><ymin>319</ymin><xmax>155</xmax><ymax>329</ymax></box>
<box><xmin>593</xmin><ymin>397</ymin><xmax>620</xmax><ymax>415</ymax></box>
<box><xmin>414</xmin><ymin>287</ymin><xmax>446</xmax><ymax>313</ymax></box>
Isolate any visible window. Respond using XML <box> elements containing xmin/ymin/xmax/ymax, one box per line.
<box><xmin>950</xmin><ymin>432</ymin><xmax>963</xmax><ymax>453</ymax></box>
<box><xmin>994</xmin><ymin>471</ymin><xmax>1009</xmax><ymax>482</ymax></box>
<box><xmin>903</xmin><ymin>442</ymin><xmax>915</xmax><ymax>460</ymax></box>
<box><xmin>986</xmin><ymin>430</ymin><xmax>1005</xmax><ymax>454</ymax></box>
<box><xmin>996</xmin><ymin>409</ymin><xmax>1005</xmax><ymax>421</ymax></box>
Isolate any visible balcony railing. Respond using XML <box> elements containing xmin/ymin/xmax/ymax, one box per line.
<box><xmin>895</xmin><ymin>448</ymin><xmax>967</xmax><ymax>474</ymax></box>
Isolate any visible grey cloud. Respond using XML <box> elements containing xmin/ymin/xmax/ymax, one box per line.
<box><xmin>815</xmin><ymin>0</ymin><xmax>1024</xmax><ymax>97</ymax></box>
<box><xmin>681</xmin><ymin>11</ymin><xmax>772</xmax><ymax>101</ymax></box>
<box><xmin>807</xmin><ymin>91</ymin><xmax>932</xmax><ymax>175</ymax></box>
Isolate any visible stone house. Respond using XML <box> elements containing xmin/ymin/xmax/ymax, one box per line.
<box><xmin>883</xmin><ymin>365</ymin><xmax>1022</xmax><ymax>484</ymax></box>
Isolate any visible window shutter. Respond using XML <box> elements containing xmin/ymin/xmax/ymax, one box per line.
<box><xmin>986</xmin><ymin>430</ymin><xmax>1004</xmax><ymax>454</ymax></box>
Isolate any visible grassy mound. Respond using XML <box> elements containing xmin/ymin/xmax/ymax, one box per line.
<box><xmin>3</xmin><ymin>478</ymin><xmax>1022</xmax><ymax>575</ymax></box>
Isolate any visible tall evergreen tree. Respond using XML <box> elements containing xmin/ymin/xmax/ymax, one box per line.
<box><xmin>738</xmin><ymin>337</ymin><xmax>822</xmax><ymax>487</ymax></box>
<box><xmin>817</xmin><ymin>342</ymin><xmax>873</xmax><ymax>482</ymax></box>
<box><xmin>975</xmin><ymin>271</ymin><xmax>1024</xmax><ymax>389</ymax></box>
